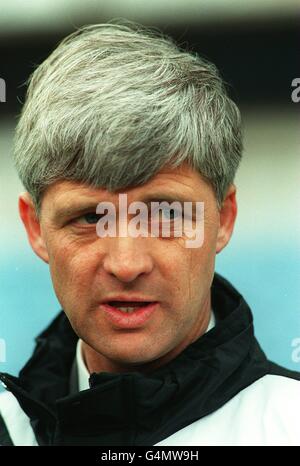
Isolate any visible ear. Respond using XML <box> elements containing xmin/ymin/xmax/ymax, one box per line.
<box><xmin>216</xmin><ymin>184</ymin><xmax>238</xmax><ymax>254</ymax></box>
<box><xmin>18</xmin><ymin>192</ymin><xmax>49</xmax><ymax>263</ymax></box>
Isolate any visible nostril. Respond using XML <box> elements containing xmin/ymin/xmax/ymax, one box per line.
<box><xmin>102</xmin><ymin>253</ymin><xmax>154</xmax><ymax>283</ymax></box>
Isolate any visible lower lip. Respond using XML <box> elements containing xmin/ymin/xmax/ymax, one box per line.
<box><xmin>101</xmin><ymin>302</ymin><xmax>158</xmax><ymax>328</ymax></box>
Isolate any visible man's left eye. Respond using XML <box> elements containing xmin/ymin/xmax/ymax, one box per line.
<box><xmin>76</xmin><ymin>213</ymin><xmax>101</xmax><ymax>224</ymax></box>
<box><xmin>164</xmin><ymin>208</ymin><xmax>182</xmax><ymax>220</ymax></box>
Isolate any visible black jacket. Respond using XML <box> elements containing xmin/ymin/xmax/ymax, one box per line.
<box><xmin>0</xmin><ymin>273</ymin><xmax>299</xmax><ymax>446</ymax></box>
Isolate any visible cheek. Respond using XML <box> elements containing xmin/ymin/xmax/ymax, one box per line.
<box><xmin>47</xmin><ymin>238</ymin><xmax>101</xmax><ymax>305</ymax></box>
<box><xmin>185</xmin><ymin>233</ymin><xmax>217</xmax><ymax>300</ymax></box>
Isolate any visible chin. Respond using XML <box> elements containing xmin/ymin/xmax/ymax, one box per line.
<box><xmin>111</xmin><ymin>349</ymin><xmax>157</xmax><ymax>365</ymax></box>
<box><xmin>106</xmin><ymin>342</ymin><xmax>165</xmax><ymax>366</ymax></box>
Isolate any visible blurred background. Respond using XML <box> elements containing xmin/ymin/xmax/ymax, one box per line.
<box><xmin>0</xmin><ymin>0</ymin><xmax>299</xmax><ymax>388</ymax></box>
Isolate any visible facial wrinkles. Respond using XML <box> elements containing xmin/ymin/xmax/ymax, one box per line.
<box><xmin>40</xmin><ymin>165</ymin><xmax>217</xmax><ymax>322</ymax></box>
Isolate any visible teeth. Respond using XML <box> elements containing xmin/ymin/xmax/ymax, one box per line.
<box><xmin>118</xmin><ymin>307</ymin><xmax>137</xmax><ymax>313</ymax></box>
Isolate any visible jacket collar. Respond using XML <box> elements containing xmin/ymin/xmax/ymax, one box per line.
<box><xmin>0</xmin><ymin>273</ymin><xmax>269</xmax><ymax>445</ymax></box>
<box><xmin>76</xmin><ymin>312</ymin><xmax>216</xmax><ymax>392</ymax></box>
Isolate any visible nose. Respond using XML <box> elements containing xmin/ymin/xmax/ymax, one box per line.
<box><xmin>102</xmin><ymin>237</ymin><xmax>154</xmax><ymax>283</ymax></box>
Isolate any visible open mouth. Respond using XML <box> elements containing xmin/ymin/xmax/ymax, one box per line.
<box><xmin>107</xmin><ymin>301</ymin><xmax>153</xmax><ymax>313</ymax></box>
<box><xmin>101</xmin><ymin>300</ymin><xmax>158</xmax><ymax>328</ymax></box>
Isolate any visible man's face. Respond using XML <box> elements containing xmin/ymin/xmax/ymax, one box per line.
<box><xmin>20</xmin><ymin>163</ymin><xmax>236</xmax><ymax>372</ymax></box>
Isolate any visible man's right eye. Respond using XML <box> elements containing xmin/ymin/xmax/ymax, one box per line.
<box><xmin>75</xmin><ymin>213</ymin><xmax>102</xmax><ymax>225</ymax></box>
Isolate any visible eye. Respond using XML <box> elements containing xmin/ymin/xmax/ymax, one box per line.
<box><xmin>159</xmin><ymin>207</ymin><xmax>182</xmax><ymax>221</ymax></box>
<box><xmin>75</xmin><ymin>212</ymin><xmax>102</xmax><ymax>225</ymax></box>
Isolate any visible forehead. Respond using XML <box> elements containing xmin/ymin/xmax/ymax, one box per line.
<box><xmin>41</xmin><ymin>163</ymin><xmax>214</xmax><ymax>214</ymax></box>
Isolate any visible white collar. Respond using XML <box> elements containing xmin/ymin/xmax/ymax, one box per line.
<box><xmin>206</xmin><ymin>310</ymin><xmax>216</xmax><ymax>332</ymax></box>
<box><xmin>76</xmin><ymin>337</ymin><xmax>90</xmax><ymax>391</ymax></box>
<box><xmin>76</xmin><ymin>310</ymin><xmax>216</xmax><ymax>392</ymax></box>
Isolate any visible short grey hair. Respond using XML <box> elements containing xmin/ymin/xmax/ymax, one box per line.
<box><xmin>13</xmin><ymin>20</ymin><xmax>243</xmax><ymax>213</ymax></box>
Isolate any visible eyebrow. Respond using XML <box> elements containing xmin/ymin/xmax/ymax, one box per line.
<box><xmin>139</xmin><ymin>194</ymin><xmax>196</xmax><ymax>204</ymax></box>
<box><xmin>53</xmin><ymin>202</ymin><xmax>100</xmax><ymax>222</ymax></box>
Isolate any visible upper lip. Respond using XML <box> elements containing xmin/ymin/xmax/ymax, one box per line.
<box><xmin>101</xmin><ymin>296</ymin><xmax>156</xmax><ymax>304</ymax></box>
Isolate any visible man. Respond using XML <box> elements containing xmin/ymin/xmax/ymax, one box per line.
<box><xmin>0</xmin><ymin>21</ymin><xmax>299</xmax><ymax>446</ymax></box>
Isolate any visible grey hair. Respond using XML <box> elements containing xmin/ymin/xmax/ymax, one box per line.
<box><xmin>13</xmin><ymin>20</ymin><xmax>243</xmax><ymax>214</ymax></box>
